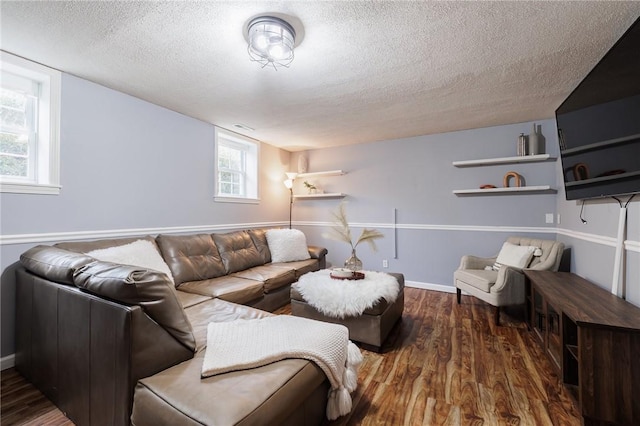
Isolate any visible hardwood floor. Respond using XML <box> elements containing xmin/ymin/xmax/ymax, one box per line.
<box><xmin>1</xmin><ymin>287</ymin><xmax>581</xmax><ymax>425</ymax></box>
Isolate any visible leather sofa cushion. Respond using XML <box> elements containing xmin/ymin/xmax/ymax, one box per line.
<box><xmin>184</xmin><ymin>298</ymin><xmax>272</xmax><ymax>350</ymax></box>
<box><xmin>175</xmin><ymin>291</ymin><xmax>212</xmax><ymax>309</ymax></box>
<box><xmin>20</xmin><ymin>245</ymin><xmax>94</xmax><ymax>285</ymax></box>
<box><xmin>454</xmin><ymin>269</ymin><xmax>497</xmax><ymax>293</ymax></box>
<box><xmin>247</xmin><ymin>228</ymin><xmax>272</xmax><ymax>264</ymax></box>
<box><xmin>271</xmin><ymin>258</ymin><xmax>319</xmax><ymax>279</ymax></box>
<box><xmin>73</xmin><ymin>261</ymin><xmax>197</xmax><ymax>352</ymax></box>
<box><xmin>213</xmin><ymin>231</ymin><xmax>263</xmax><ymax>274</ymax></box>
<box><xmin>132</xmin><ymin>351</ymin><xmax>326</xmax><ymax>426</ymax></box>
<box><xmin>178</xmin><ymin>275</ymin><xmax>264</xmax><ymax>306</ymax></box>
<box><xmin>232</xmin><ymin>265</ymin><xmax>295</xmax><ymax>293</ymax></box>
<box><xmin>156</xmin><ymin>234</ymin><xmax>226</xmax><ymax>286</ymax></box>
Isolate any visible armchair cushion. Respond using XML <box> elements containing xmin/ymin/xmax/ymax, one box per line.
<box><xmin>454</xmin><ymin>269</ymin><xmax>498</xmax><ymax>293</ymax></box>
<box><xmin>492</xmin><ymin>242</ymin><xmax>538</xmax><ymax>271</ymax></box>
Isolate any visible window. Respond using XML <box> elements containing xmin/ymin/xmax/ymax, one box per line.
<box><xmin>214</xmin><ymin>128</ymin><xmax>259</xmax><ymax>202</ymax></box>
<box><xmin>1</xmin><ymin>51</ymin><xmax>61</xmax><ymax>194</ymax></box>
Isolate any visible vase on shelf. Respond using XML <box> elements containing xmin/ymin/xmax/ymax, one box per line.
<box><xmin>344</xmin><ymin>249</ymin><xmax>363</xmax><ymax>272</ymax></box>
<box><xmin>517</xmin><ymin>133</ymin><xmax>527</xmax><ymax>156</ymax></box>
<box><xmin>528</xmin><ymin>123</ymin><xmax>540</xmax><ymax>155</ymax></box>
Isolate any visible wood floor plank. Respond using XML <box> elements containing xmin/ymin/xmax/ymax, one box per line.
<box><xmin>2</xmin><ymin>287</ymin><xmax>582</xmax><ymax>426</ymax></box>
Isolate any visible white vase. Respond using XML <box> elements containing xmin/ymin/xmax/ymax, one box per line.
<box><xmin>528</xmin><ymin>123</ymin><xmax>540</xmax><ymax>155</ymax></box>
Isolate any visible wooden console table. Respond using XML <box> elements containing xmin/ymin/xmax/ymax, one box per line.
<box><xmin>524</xmin><ymin>270</ymin><xmax>640</xmax><ymax>426</ymax></box>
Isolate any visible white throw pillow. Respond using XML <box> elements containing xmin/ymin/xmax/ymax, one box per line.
<box><xmin>86</xmin><ymin>239</ymin><xmax>175</xmax><ymax>284</ymax></box>
<box><xmin>492</xmin><ymin>242</ymin><xmax>538</xmax><ymax>271</ymax></box>
<box><xmin>266</xmin><ymin>229</ymin><xmax>311</xmax><ymax>263</ymax></box>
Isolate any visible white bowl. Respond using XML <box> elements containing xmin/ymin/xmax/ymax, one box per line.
<box><xmin>331</xmin><ymin>268</ymin><xmax>353</xmax><ymax>278</ymax></box>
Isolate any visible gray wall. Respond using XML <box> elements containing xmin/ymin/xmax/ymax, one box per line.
<box><xmin>290</xmin><ymin>120</ymin><xmax>559</xmax><ymax>287</ymax></box>
<box><xmin>0</xmin><ymin>74</ymin><xmax>292</xmax><ymax>357</ymax></box>
<box><xmin>292</xmin><ymin>119</ymin><xmax>639</xmax><ymax>308</ymax></box>
<box><xmin>2</xmin><ymin>73</ymin><xmax>638</xmax><ymax>362</ymax></box>
<box><xmin>555</xmin><ymin>157</ymin><xmax>640</xmax><ymax>306</ymax></box>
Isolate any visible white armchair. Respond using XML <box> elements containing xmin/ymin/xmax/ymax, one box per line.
<box><xmin>454</xmin><ymin>236</ymin><xmax>564</xmax><ymax>325</ymax></box>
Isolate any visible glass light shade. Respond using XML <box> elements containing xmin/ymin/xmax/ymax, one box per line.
<box><xmin>247</xmin><ymin>16</ymin><xmax>296</xmax><ymax>69</ymax></box>
<box><xmin>284</xmin><ymin>179</ymin><xmax>293</xmax><ymax>189</ymax></box>
<box><xmin>285</xmin><ymin>172</ymin><xmax>298</xmax><ymax>180</ymax></box>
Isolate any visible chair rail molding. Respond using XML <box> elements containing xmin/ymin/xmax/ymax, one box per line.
<box><xmin>2</xmin><ymin>222</ymin><xmax>637</xmax><ymax>254</ymax></box>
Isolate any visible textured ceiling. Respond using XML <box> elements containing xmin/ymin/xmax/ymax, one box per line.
<box><xmin>1</xmin><ymin>1</ymin><xmax>639</xmax><ymax>151</ymax></box>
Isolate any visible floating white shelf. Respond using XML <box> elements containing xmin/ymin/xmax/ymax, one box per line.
<box><xmin>452</xmin><ymin>154</ymin><xmax>554</xmax><ymax>168</ymax></box>
<box><xmin>453</xmin><ymin>186</ymin><xmax>557</xmax><ymax>196</ymax></box>
<box><xmin>293</xmin><ymin>193</ymin><xmax>346</xmax><ymax>200</ymax></box>
<box><xmin>296</xmin><ymin>170</ymin><xmax>345</xmax><ymax>178</ymax></box>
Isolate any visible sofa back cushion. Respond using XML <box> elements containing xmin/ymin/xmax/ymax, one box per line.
<box><xmin>20</xmin><ymin>245</ymin><xmax>95</xmax><ymax>285</ymax></box>
<box><xmin>247</xmin><ymin>228</ymin><xmax>272</xmax><ymax>264</ymax></box>
<box><xmin>212</xmin><ymin>231</ymin><xmax>263</xmax><ymax>274</ymax></box>
<box><xmin>73</xmin><ymin>260</ymin><xmax>197</xmax><ymax>352</ymax></box>
<box><xmin>156</xmin><ymin>234</ymin><xmax>226</xmax><ymax>286</ymax></box>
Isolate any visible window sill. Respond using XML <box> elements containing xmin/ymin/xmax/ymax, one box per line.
<box><xmin>0</xmin><ymin>182</ymin><xmax>61</xmax><ymax>195</ymax></box>
<box><xmin>214</xmin><ymin>196</ymin><xmax>260</xmax><ymax>204</ymax></box>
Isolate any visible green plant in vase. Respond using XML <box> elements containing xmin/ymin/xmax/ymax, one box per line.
<box><xmin>303</xmin><ymin>181</ymin><xmax>317</xmax><ymax>194</ymax></box>
<box><xmin>325</xmin><ymin>203</ymin><xmax>384</xmax><ymax>271</ymax></box>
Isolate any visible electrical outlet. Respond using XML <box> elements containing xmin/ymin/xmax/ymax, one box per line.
<box><xmin>545</xmin><ymin>213</ymin><xmax>554</xmax><ymax>224</ymax></box>
<box><xmin>382</xmin><ymin>259</ymin><xmax>388</xmax><ymax>268</ymax></box>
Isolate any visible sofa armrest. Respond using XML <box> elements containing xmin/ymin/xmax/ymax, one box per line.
<box><xmin>458</xmin><ymin>255</ymin><xmax>495</xmax><ymax>270</ymax></box>
<box><xmin>15</xmin><ymin>267</ymin><xmax>194</xmax><ymax>426</ymax></box>
<box><xmin>307</xmin><ymin>245</ymin><xmax>327</xmax><ymax>259</ymax></box>
<box><xmin>308</xmin><ymin>245</ymin><xmax>327</xmax><ymax>270</ymax></box>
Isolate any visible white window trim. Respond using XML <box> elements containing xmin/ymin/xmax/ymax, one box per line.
<box><xmin>214</xmin><ymin>127</ymin><xmax>260</xmax><ymax>203</ymax></box>
<box><xmin>0</xmin><ymin>51</ymin><xmax>61</xmax><ymax>195</ymax></box>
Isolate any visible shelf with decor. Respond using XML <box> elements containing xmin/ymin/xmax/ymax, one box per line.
<box><xmin>293</xmin><ymin>193</ymin><xmax>346</xmax><ymax>200</ymax></box>
<box><xmin>453</xmin><ymin>186</ymin><xmax>556</xmax><ymax>196</ymax></box>
<box><xmin>294</xmin><ymin>169</ymin><xmax>347</xmax><ymax>199</ymax></box>
<box><xmin>296</xmin><ymin>170</ymin><xmax>345</xmax><ymax>178</ymax></box>
<box><xmin>452</xmin><ymin>152</ymin><xmax>557</xmax><ymax>196</ymax></box>
<box><xmin>452</xmin><ymin>154</ymin><xmax>555</xmax><ymax>168</ymax></box>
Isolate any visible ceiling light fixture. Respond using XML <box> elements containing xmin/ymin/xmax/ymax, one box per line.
<box><xmin>247</xmin><ymin>16</ymin><xmax>296</xmax><ymax>70</ymax></box>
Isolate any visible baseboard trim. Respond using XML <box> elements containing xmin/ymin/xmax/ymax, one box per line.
<box><xmin>405</xmin><ymin>281</ymin><xmax>456</xmax><ymax>293</ymax></box>
<box><xmin>1</xmin><ymin>354</ymin><xmax>15</xmax><ymax>371</ymax></box>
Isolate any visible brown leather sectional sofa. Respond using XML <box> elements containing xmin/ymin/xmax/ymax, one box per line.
<box><xmin>15</xmin><ymin>228</ymin><xmax>330</xmax><ymax>425</ymax></box>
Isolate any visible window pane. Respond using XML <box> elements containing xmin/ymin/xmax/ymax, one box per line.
<box><xmin>0</xmin><ymin>132</ymin><xmax>29</xmax><ymax>177</ymax></box>
<box><xmin>0</xmin><ymin>154</ymin><xmax>28</xmax><ymax>177</ymax></box>
<box><xmin>215</xmin><ymin>128</ymin><xmax>258</xmax><ymax>200</ymax></box>
<box><xmin>218</xmin><ymin>147</ymin><xmax>230</xmax><ymax>169</ymax></box>
<box><xmin>0</xmin><ymin>132</ymin><xmax>28</xmax><ymax>155</ymax></box>
<box><xmin>1</xmin><ymin>52</ymin><xmax>61</xmax><ymax>193</ymax></box>
<box><xmin>0</xmin><ymin>89</ymin><xmax>30</xmax><ymax>130</ymax></box>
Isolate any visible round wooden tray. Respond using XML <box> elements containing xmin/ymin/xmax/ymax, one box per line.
<box><xmin>330</xmin><ymin>271</ymin><xmax>365</xmax><ymax>280</ymax></box>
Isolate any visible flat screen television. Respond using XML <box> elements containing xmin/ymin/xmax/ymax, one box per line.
<box><xmin>555</xmin><ymin>17</ymin><xmax>640</xmax><ymax>201</ymax></box>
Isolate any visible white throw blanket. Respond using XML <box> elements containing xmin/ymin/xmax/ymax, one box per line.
<box><xmin>201</xmin><ymin>316</ymin><xmax>363</xmax><ymax>420</ymax></box>
<box><xmin>294</xmin><ymin>270</ymin><xmax>399</xmax><ymax>318</ymax></box>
